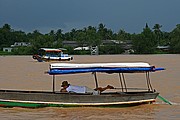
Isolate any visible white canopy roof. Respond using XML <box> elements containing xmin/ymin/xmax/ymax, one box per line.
<box><xmin>50</xmin><ymin>62</ymin><xmax>151</xmax><ymax>69</ymax></box>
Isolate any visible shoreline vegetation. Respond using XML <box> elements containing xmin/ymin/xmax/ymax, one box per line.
<box><xmin>1</xmin><ymin>23</ymin><xmax>180</xmax><ymax>55</ymax></box>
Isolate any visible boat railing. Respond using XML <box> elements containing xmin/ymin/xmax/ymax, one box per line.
<box><xmin>114</xmin><ymin>87</ymin><xmax>147</xmax><ymax>90</ymax></box>
<box><xmin>0</xmin><ymin>89</ymin><xmax>54</xmax><ymax>94</ymax></box>
<box><xmin>111</xmin><ymin>87</ymin><xmax>153</xmax><ymax>92</ymax></box>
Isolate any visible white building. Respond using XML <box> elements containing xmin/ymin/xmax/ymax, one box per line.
<box><xmin>11</xmin><ymin>42</ymin><xmax>31</xmax><ymax>47</ymax></box>
<box><xmin>3</xmin><ymin>47</ymin><xmax>13</xmax><ymax>52</ymax></box>
<box><xmin>2</xmin><ymin>42</ymin><xmax>31</xmax><ymax>52</ymax></box>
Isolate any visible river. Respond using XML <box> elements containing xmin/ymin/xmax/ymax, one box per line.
<box><xmin>0</xmin><ymin>54</ymin><xmax>179</xmax><ymax>120</ymax></box>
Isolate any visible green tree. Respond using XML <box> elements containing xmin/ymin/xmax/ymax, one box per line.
<box><xmin>0</xmin><ymin>24</ymin><xmax>14</xmax><ymax>49</ymax></box>
<box><xmin>169</xmin><ymin>24</ymin><xmax>180</xmax><ymax>53</ymax></box>
<box><xmin>97</xmin><ymin>23</ymin><xmax>112</xmax><ymax>40</ymax></box>
<box><xmin>2</xmin><ymin>24</ymin><xmax>11</xmax><ymax>31</ymax></box>
<box><xmin>30</xmin><ymin>31</ymin><xmax>54</xmax><ymax>53</ymax></box>
<box><xmin>153</xmin><ymin>24</ymin><xmax>162</xmax><ymax>46</ymax></box>
<box><xmin>75</xmin><ymin>30</ymin><xmax>86</xmax><ymax>47</ymax></box>
<box><xmin>99</xmin><ymin>45</ymin><xmax>123</xmax><ymax>54</ymax></box>
<box><xmin>55</xmin><ymin>29</ymin><xmax>63</xmax><ymax>48</ymax></box>
<box><xmin>116</xmin><ymin>29</ymin><xmax>131</xmax><ymax>41</ymax></box>
<box><xmin>85</xmin><ymin>26</ymin><xmax>101</xmax><ymax>46</ymax></box>
<box><xmin>132</xmin><ymin>23</ymin><xmax>156</xmax><ymax>54</ymax></box>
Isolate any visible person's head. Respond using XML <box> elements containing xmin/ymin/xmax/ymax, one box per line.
<box><xmin>61</xmin><ymin>81</ymin><xmax>69</xmax><ymax>88</ymax></box>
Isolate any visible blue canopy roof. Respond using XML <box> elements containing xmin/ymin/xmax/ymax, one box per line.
<box><xmin>48</xmin><ymin>67</ymin><xmax>165</xmax><ymax>75</ymax></box>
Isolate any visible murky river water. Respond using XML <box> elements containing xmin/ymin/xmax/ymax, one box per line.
<box><xmin>0</xmin><ymin>55</ymin><xmax>179</xmax><ymax>120</ymax></box>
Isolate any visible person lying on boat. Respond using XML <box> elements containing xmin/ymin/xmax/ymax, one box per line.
<box><xmin>60</xmin><ymin>81</ymin><xmax>114</xmax><ymax>94</ymax></box>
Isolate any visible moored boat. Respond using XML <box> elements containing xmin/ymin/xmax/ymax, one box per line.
<box><xmin>32</xmin><ymin>48</ymin><xmax>73</xmax><ymax>62</ymax></box>
<box><xmin>0</xmin><ymin>62</ymin><xmax>165</xmax><ymax>108</ymax></box>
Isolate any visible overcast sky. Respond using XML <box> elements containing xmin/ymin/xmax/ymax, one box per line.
<box><xmin>0</xmin><ymin>0</ymin><xmax>180</xmax><ymax>34</ymax></box>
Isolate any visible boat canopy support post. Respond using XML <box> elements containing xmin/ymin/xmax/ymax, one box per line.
<box><xmin>146</xmin><ymin>72</ymin><xmax>153</xmax><ymax>92</ymax></box>
<box><xmin>118</xmin><ymin>73</ymin><xmax>127</xmax><ymax>92</ymax></box>
<box><xmin>118</xmin><ymin>73</ymin><xmax>124</xmax><ymax>92</ymax></box>
<box><xmin>52</xmin><ymin>75</ymin><xmax>55</xmax><ymax>93</ymax></box>
<box><xmin>93</xmin><ymin>72</ymin><xmax>99</xmax><ymax>88</ymax></box>
<box><xmin>122</xmin><ymin>73</ymin><xmax>127</xmax><ymax>92</ymax></box>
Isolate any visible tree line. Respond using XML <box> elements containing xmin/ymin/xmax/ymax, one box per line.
<box><xmin>0</xmin><ymin>23</ymin><xmax>180</xmax><ymax>55</ymax></box>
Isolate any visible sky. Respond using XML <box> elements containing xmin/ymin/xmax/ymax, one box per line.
<box><xmin>0</xmin><ymin>0</ymin><xmax>180</xmax><ymax>34</ymax></box>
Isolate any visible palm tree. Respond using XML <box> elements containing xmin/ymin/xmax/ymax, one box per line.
<box><xmin>153</xmin><ymin>24</ymin><xmax>162</xmax><ymax>46</ymax></box>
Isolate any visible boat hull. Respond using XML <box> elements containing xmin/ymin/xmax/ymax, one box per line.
<box><xmin>0</xmin><ymin>90</ymin><xmax>158</xmax><ymax>108</ymax></box>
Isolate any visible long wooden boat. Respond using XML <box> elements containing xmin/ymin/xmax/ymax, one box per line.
<box><xmin>32</xmin><ymin>48</ymin><xmax>73</xmax><ymax>62</ymax></box>
<box><xmin>0</xmin><ymin>62</ymin><xmax>165</xmax><ymax>108</ymax></box>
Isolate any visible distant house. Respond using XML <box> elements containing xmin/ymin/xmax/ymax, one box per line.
<box><xmin>62</xmin><ymin>40</ymin><xmax>133</xmax><ymax>52</ymax></box>
<box><xmin>11</xmin><ymin>42</ymin><xmax>31</xmax><ymax>47</ymax></box>
<box><xmin>157</xmin><ymin>45</ymin><xmax>170</xmax><ymax>49</ymax></box>
<box><xmin>120</xmin><ymin>40</ymin><xmax>132</xmax><ymax>50</ymax></box>
<box><xmin>74</xmin><ymin>47</ymin><xmax>90</xmax><ymax>51</ymax></box>
<box><xmin>3</xmin><ymin>47</ymin><xmax>13</xmax><ymax>52</ymax></box>
<box><xmin>156</xmin><ymin>45</ymin><xmax>170</xmax><ymax>51</ymax></box>
<box><xmin>62</xmin><ymin>41</ymin><xmax>79</xmax><ymax>47</ymax></box>
<box><xmin>2</xmin><ymin>42</ymin><xmax>31</xmax><ymax>52</ymax></box>
<box><xmin>101</xmin><ymin>40</ymin><xmax>122</xmax><ymax>45</ymax></box>
<box><xmin>101</xmin><ymin>40</ymin><xmax>132</xmax><ymax>49</ymax></box>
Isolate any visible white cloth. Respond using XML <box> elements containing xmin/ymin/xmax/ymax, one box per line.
<box><xmin>66</xmin><ymin>85</ymin><xmax>99</xmax><ymax>94</ymax></box>
<box><xmin>66</xmin><ymin>85</ymin><xmax>86</xmax><ymax>93</ymax></box>
<box><xmin>85</xmin><ymin>86</ymin><xmax>99</xmax><ymax>95</ymax></box>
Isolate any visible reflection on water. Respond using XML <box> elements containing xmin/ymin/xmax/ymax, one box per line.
<box><xmin>0</xmin><ymin>104</ymin><xmax>179</xmax><ymax>120</ymax></box>
<box><xmin>0</xmin><ymin>105</ymin><xmax>159</xmax><ymax>120</ymax></box>
<box><xmin>0</xmin><ymin>55</ymin><xmax>179</xmax><ymax>119</ymax></box>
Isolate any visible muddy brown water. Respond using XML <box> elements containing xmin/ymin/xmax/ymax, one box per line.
<box><xmin>0</xmin><ymin>55</ymin><xmax>179</xmax><ymax>120</ymax></box>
